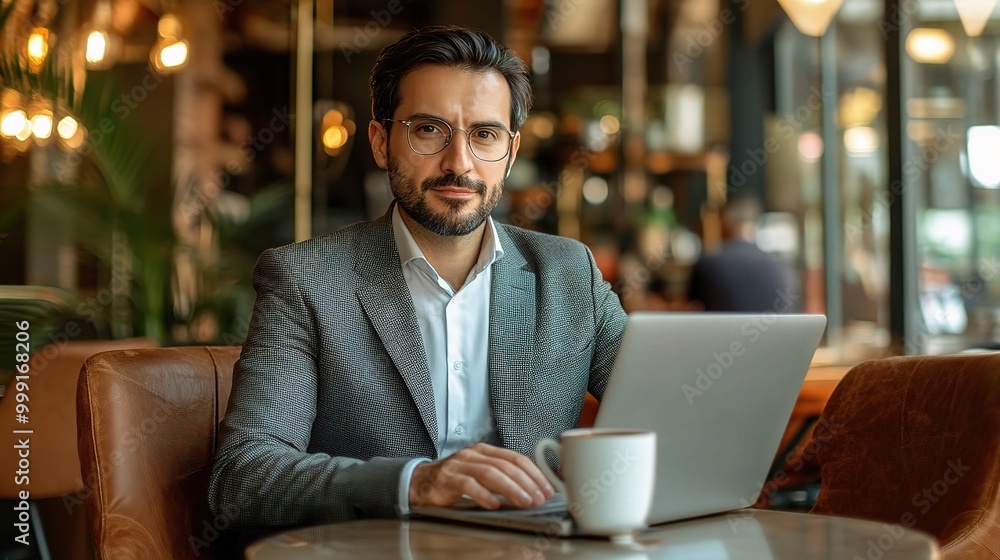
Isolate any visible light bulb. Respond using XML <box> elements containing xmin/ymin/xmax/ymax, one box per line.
<box><xmin>56</xmin><ymin>116</ymin><xmax>79</xmax><ymax>140</ymax></box>
<box><xmin>1</xmin><ymin>110</ymin><xmax>28</xmax><ymax>137</ymax></box>
<box><xmin>322</xmin><ymin>125</ymin><xmax>348</xmax><ymax>150</ymax></box>
<box><xmin>27</xmin><ymin>28</ymin><xmax>49</xmax><ymax>70</ymax></box>
<box><xmin>31</xmin><ymin>111</ymin><xmax>53</xmax><ymax>140</ymax></box>
<box><xmin>153</xmin><ymin>40</ymin><xmax>189</xmax><ymax>72</ymax></box>
<box><xmin>86</xmin><ymin>31</ymin><xmax>109</xmax><ymax>64</ymax></box>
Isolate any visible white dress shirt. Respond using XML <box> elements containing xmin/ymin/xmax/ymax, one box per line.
<box><xmin>391</xmin><ymin>205</ymin><xmax>503</xmax><ymax>514</ymax></box>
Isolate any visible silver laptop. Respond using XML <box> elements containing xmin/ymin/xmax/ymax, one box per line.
<box><xmin>412</xmin><ymin>312</ymin><xmax>827</xmax><ymax>536</ymax></box>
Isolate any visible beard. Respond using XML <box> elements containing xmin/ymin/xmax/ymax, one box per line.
<box><xmin>386</xmin><ymin>155</ymin><xmax>504</xmax><ymax>237</ymax></box>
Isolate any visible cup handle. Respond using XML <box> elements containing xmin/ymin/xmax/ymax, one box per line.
<box><xmin>534</xmin><ymin>438</ymin><xmax>567</xmax><ymax>495</ymax></box>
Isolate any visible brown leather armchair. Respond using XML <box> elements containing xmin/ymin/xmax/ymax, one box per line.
<box><xmin>77</xmin><ymin>346</ymin><xmax>241</xmax><ymax>560</ymax></box>
<box><xmin>811</xmin><ymin>353</ymin><xmax>1000</xmax><ymax>560</ymax></box>
<box><xmin>0</xmin><ymin>338</ymin><xmax>156</xmax><ymax>559</ymax></box>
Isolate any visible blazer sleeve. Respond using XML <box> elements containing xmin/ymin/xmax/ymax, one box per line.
<box><xmin>584</xmin><ymin>246</ymin><xmax>628</xmax><ymax>401</ymax></box>
<box><xmin>208</xmin><ymin>247</ymin><xmax>412</xmax><ymax>528</ymax></box>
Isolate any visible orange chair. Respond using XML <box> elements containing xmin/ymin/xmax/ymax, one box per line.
<box><xmin>811</xmin><ymin>353</ymin><xmax>1000</xmax><ymax>559</ymax></box>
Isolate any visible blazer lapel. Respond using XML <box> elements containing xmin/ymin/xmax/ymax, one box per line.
<box><xmin>355</xmin><ymin>206</ymin><xmax>439</xmax><ymax>454</ymax></box>
<box><xmin>489</xmin><ymin>225</ymin><xmax>537</xmax><ymax>454</ymax></box>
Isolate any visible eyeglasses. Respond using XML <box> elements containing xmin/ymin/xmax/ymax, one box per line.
<box><xmin>383</xmin><ymin>116</ymin><xmax>514</xmax><ymax>162</ymax></box>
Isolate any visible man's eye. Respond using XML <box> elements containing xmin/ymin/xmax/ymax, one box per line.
<box><xmin>475</xmin><ymin>128</ymin><xmax>501</xmax><ymax>141</ymax></box>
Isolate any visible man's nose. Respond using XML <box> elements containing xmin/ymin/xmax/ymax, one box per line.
<box><xmin>438</xmin><ymin>132</ymin><xmax>476</xmax><ymax>176</ymax></box>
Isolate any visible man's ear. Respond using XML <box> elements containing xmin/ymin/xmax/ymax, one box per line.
<box><xmin>368</xmin><ymin>120</ymin><xmax>388</xmax><ymax>168</ymax></box>
<box><xmin>507</xmin><ymin>131</ymin><xmax>521</xmax><ymax>178</ymax></box>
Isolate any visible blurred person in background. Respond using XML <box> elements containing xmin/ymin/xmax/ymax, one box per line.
<box><xmin>687</xmin><ymin>196</ymin><xmax>799</xmax><ymax>313</ymax></box>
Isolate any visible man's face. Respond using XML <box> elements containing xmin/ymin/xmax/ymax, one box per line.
<box><xmin>368</xmin><ymin>65</ymin><xmax>520</xmax><ymax>237</ymax></box>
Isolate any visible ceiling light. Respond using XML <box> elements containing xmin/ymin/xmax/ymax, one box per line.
<box><xmin>30</xmin><ymin>111</ymin><xmax>53</xmax><ymax>140</ymax></box>
<box><xmin>151</xmin><ymin>14</ymin><xmax>188</xmax><ymax>73</ymax></box>
<box><xmin>56</xmin><ymin>116</ymin><xmax>79</xmax><ymax>140</ymax></box>
<box><xmin>1</xmin><ymin>110</ymin><xmax>28</xmax><ymax>138</ymax></box>
<box><xmin>953</xmin><ymin>0</ymin><xmax>997</xmax><ymax>37</ymax></box>
<box><xmin>776</xmin><ymin>0</ymin><xmax>845</xmax><ymax>37</ymax></box>
<box><xmin>27</xmin><ymin>27</ymin><xmax>50</xmax><ymax>71</ymax></box>
<box><xmin>906</xmin><ymin>28</ymin><xmax>955</xmax><ymax>64</ymax></box>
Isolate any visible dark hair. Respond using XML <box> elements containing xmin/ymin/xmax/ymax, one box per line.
<box><xmin>370</xmin><ymin>25</ymin><xmax>532</xmax><ymax>132</ymax></box>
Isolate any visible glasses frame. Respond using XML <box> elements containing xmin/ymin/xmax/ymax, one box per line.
<box><xmin>382</xmin><ymin>116</ymin><xmax>515</xmax><ymax>163</ymax></box>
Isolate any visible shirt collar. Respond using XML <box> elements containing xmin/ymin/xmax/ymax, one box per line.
<box><xmin>391</xmin><ymin>203</ymin><xmax>504</xmax><ymax>276</ymax></box>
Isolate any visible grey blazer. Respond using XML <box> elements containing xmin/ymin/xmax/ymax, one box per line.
<box><xmin>208</xmin><ymin>206</ymin><xmax>627</xmax><ymax>528</ymax></box>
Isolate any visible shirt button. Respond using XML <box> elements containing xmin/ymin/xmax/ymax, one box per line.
<box><xmin>453</xmin><ymin>361</ymin><xmax>464</xmax><ymax>370</ymax></box>
<box><xmin>454</xmin><ymin>425</ymin><xmax>464</xmax><ymax>435</ymax></box>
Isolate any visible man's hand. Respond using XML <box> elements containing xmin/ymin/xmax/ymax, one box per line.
<box><xmin>409</xmin><ymin>443</ymin><xmax>555</xmax><ymax>510</ymax></box>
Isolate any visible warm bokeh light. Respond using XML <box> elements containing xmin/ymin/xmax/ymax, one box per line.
<box><xmin>27</xmin><ymin>28</ymin><xmax>49</xmax><ymax>70</ymax></box>
<box><xmin>322</xmin><ymin>125</ymin><xmax>349</xmax><ymax>150</ymax></box>
<box><xmin>14</xmin><ymin>120</ymin><xmax>33</xmax><ymax>141</ymax></box>
<box><xmin>56</xmin><ymin>116</ymin><xmax>79</xmax><ymax>140</ymax></box>
<box><xmin>1</xmin><ymin>110</ymin><xmax>29</xmax><ymax>138</ymax></box>
<box><xmin>159</xmin><ymin>41</ymin><xmax>189</xmax><ymax>68</ymax></box>
<box><xmin>30</xmin><ymin>111</ymin><xmax>53</xmax><ymax>140</ymax></box>
<box><xmin>906</xmin><ymin>29</ymin><xmax>955</xmax><ymax>64</ymax></box>
<box><xmin>322</xmin><ymin>109</ymin><xmax>344</xmax><ymax>129</ymax></box>
<box><xmin>64</xmin><ymin>129</ymin><xmax>86</xmax><ymax>149</ymax></box>
<box><xmin>599</xmin><ymin>115</ymin><xmax>621</xmax><ymax>135</ymax></box>
<box><xmin>86</xmin><ymin>31</ymin><xmax>109</xmax><ymax>64</ymax></box>
<box><xmin>529</xmin><ymin>114</ymin><xmax>555</xmax><ymax>139</ymax></box>
<box><xmin>158</xmin><ymin>14</ymin><xmax>182</xmax><ymax>38</ymax></box>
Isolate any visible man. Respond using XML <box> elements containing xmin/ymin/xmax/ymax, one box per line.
<box><xmin>208</xmin><ymin>26</ymin><xmax>627</xmax><ymax>528</ymax></box>
<box><xmin>687</xmin><ymin>196</ymin><xmax>799</xmax><ymax>313</ymax></box>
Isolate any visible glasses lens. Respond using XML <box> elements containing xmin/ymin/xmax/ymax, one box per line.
<box><xmin>407</xmin><ymin>118</ymin><xmax>449</xmax><ymax>155</ymax></box>
<box><xmin>468</xmin><ymin>126</ymin><xmax>510</xmax><ymax>161</ymax></box>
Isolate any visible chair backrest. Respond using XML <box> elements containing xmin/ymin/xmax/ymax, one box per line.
<box><xmin>0</xmin><ymin>338</ymin><xmax>157</xmax><ymax>499</ymax></box>
<box><xmin>77</xmin><ymin>346</ymin><xmax>241</xmax><ymax>560</ymax></box>
<box><xmin>811</xmin><ymin>353</ymin><xmax>1000</xmax><ymax>560</ymax></box>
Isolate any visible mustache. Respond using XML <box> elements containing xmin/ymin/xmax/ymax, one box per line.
<box><xmin>422</xmin><ymin>174</ymin><xmax>487</xmax><ymax>193</ymax></box>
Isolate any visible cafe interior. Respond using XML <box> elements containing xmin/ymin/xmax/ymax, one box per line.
<box><xmin>1</xmin><ymin>0</ymin><xmax>999</xmax><ymax>558</ymax></box>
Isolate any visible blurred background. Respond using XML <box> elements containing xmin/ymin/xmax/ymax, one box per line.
<box><xmin>1</xmin><ymin>0</ymin><xmax>1000</xmax><ymax>367</ymax></box>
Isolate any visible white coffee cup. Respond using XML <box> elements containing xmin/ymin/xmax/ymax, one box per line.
<box><xmin>534</xmin><ymin>428</ymin><xmax>656</xmax><ymax>537</ymax></box>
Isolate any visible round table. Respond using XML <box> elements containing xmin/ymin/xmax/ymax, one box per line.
<box><xmin>245</xmin><ymin>508</ymin><xmax>939</xmax><ymax>559</ymax></box>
